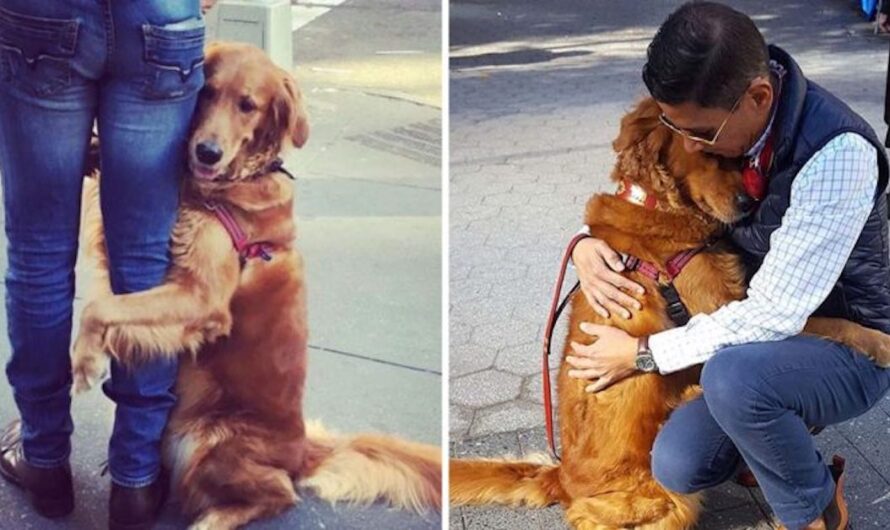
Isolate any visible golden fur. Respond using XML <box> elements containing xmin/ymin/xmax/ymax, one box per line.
<box><xmin>449</xmin><ymin>98</ymin><xmax>890</xmax><ymax>530</ymax></box>
<box><xmin>71</xmin><ymin>42</ymin><xmax>440</xmax><ymax>530</ymax></box>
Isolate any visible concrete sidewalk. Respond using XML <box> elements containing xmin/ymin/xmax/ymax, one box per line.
<box><xmin>449</xmin><ymin>0</ymin><xmax>890</xmax><ymax>528</ymax></box>
<box><xmin>0</xmin><ymin>0</ymin><xmax>442</xmax><ymax>528</ymax></box>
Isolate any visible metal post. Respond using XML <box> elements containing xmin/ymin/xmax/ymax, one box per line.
<box><xmin>204</xmin><ymin>0</ymin><xmax>293</xmax><ymax>70</ymax></box>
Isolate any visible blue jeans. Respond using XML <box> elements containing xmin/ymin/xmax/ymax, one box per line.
<box><xmin>651</xmin><ymin>336</ymin><xmax>890</xmax><ymax>528</ymax></box>
<box><xmin>0</xmin><ymin>0</ymin><xmax>203</xmax><ymax>487</ymax></box>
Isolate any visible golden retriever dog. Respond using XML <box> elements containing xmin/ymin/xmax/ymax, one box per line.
<box><xmin>70</xmin><ymin>42</ymin><xmax>440</xmax><ymax>529</ymax></box>
<box><xmin>449</xmin><ymin>98</ymin><xmax>890</xmax><ymax>530</ymax></box>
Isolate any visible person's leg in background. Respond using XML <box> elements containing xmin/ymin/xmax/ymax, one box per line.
<box><xmin>0</xmin><ymin>0</ymin><xmax>104</xmax><ymax>518</ymax></box>
<box><xmin>97</xmin><ymin>1</ymin><xmax>204</xmax><ymax>526</ymax></box>
<box><xmin>701</xmin><ymin>336</ymin><xmax>890</xmax><ymax>528</ymax></box>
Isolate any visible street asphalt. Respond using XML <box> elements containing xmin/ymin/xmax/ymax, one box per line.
<box><xmin>0</xmin><ymin>0</ymin><xmax>442</xmax><ymax>528</ymax></box>
<box><xmin>450</xmin><ymin>0</ymin><xmax>890</xmax><ymax>528</ymax></box>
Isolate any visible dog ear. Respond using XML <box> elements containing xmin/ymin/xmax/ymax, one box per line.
<box><xmin>612</xmin><ymin>98</ymin><xmax>662</xmax><ymax>153</ymax></box>
<box><xmin>202</xmin><ymin>42</ymin><xmax>223</xmax><ymax>79</ymax></box>
<box><xmin>273</xmin><ymin>72</ymin><xmax>310</xmax><ymax>148</ymax></box>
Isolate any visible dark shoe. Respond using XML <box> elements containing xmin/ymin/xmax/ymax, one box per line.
<box><xmin>0</xmin><ymin>419</ymin><xmax>74</xmax><ymax>518</ymax></box>
<box><xmin>108</xmin><ymin>469</ymin><xmax>169</xmax><ymax>530</ymax></box>
<box><xmin>735</xmin><ymin>466</ymin><xmax>758</xmax><ymax>488</ymax></box>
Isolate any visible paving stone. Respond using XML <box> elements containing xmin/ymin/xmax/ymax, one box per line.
<box><xmin>470</xmin><ymin>400</ymin><xmax>544</xmax><ymax>437</ymax></box>
<box><xmin>495</xmin><ymin>342</ymin><xmax>553</xmax><ymax>376</ymax></box>
<box><xmin>450</xmin><ymin>343</ymin><xmax>498</xmax><ymax>379</ymax></box>
<box><xmin>701</xmin><ymin>481</ymin><xmax>762</xmax><ymax>513</ymax></box>
<box><xmin>450</xmin><ymin>404</ymin><xmax>476</xmax><ymax>440</ymax></box>
<box><xmin>452</xmin><ymin>370</ymin><xmax>523</xmax><ymax>408</ymax></box>
<box><xmin>470</xmin><ymin>319</ymin><xmax>540</xmax><ymax>350</ymax></box>
<box><xmin>516</xmin><ymin>426</ymin><xmax>555</xmax><ymax>458</ymax></box>
<box><xmin>520</xmin><ymin>369</ymin><xmax>560</xmax><ymax>405</ymax></box>
<box><xmin>451</xmin><ymin>431</ymin><xmax>521</xmax><ymax>459</ymax></box>
<box><xmin>451</xmin><ymin>320</ymin><xmax>475</xmax><ymax>347</ymax></box>
<box><xmin>459</xmin><ymin>505</ymin><xmax>568</xmax><ymax>529</ymax></box>
<box><xmin>695</xmin><ymin>504</ymin><xmax>774</xmax><ymax>530</ymax></box>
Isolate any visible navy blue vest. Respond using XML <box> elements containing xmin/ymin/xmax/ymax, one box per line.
<box><xmin>729</xmin><ymin>45</ymin><xmax>890</xmax><ymax>333</ymax></box>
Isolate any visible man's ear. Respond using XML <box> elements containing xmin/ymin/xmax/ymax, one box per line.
<box><xmin>275</xmin><ymin>73</ymin><xmax>310</xmax><ymax>148</ymax></box>
<box><xmin>748</xmin><ymin>77</ymin><xmax>773</xmax><ymax>111</ymax></box>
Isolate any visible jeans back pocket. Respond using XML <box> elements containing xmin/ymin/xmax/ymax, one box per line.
<box><xmin>0</xmin><ymin>6</ymin><xmax>79</xmax><ymax>96</ymax></box>
<box><xmin>142</xmin><ymin>17</ymin><xmax>205</xmax><ymax>100</ymax></box>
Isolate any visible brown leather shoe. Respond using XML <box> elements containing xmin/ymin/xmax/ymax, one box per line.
<box><xmin>108</xmin><ymin>469</ymin><xmax>169</xmax><ymax>530</ymax></box>
<box><xmin>822</xmin><ymin>455</ymin><xmax>849</xmax><ymax>530</ymax></box>
<box><xmin>0</xmin><ymin>419</ymin><xmax>74</xmax><ymax>518</ymax></box>
<box><xmin>777</xmin><ymin>455</ymin><xmax>849</xmax><ymax>530</ymax></box>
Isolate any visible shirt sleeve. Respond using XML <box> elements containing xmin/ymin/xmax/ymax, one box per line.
<box><xmin>649</xmin><ymin>132</ymin><xmax>880</xmax><ymax>374</ymax></box>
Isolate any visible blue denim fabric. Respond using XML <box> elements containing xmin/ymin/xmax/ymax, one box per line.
<box><xmin>0</xmin><ymin>0</ymin><xmax>203</xmax><ymax>488</ymax></box>
<box><xmin>651</xmin><ymin>335</ymin><xmax>890</xmax><ymax>529</ymax></box>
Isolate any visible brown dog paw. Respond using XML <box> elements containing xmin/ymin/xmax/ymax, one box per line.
<box><xmin>71</xmin><ymin>330</ymin><xmax>108</xmax><ymax>394</ymax></box>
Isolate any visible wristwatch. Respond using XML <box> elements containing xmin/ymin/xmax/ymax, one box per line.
<box><xmin>635</xmin><ymin>336</ymin><xmax>658</xmax><ymax>373</ymax></box>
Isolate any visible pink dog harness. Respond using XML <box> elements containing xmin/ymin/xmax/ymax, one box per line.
<box><xmin>203</xmin><ymin>200</ymin><xmax>273</xmax><ymax>264</ymax></box>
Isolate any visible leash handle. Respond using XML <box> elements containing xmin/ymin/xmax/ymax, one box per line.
<box><xmin>542</xmin><ymin>233</ymin><xmax>591</xmax><ymax>461</ymax></box>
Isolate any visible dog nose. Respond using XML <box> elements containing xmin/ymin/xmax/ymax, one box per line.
<box><xmin>735</xmin><ymin>193</ymin><xmax>756</xmax><ymax>213</ymax></box>
<box><xmin>195</xmin><ymin>141</ymin><xmax>223</xmax><ymax>165</ymax></box>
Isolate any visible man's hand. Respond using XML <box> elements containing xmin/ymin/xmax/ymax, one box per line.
<box><xmin>566</xmin><ymin>323</ymin><xmax>639</xmax><ymax>393</ymax></box>
<box><xmin>572</xmin><ymin>237</ymin><xmax>644</xmax><ymax>319</ymax></box>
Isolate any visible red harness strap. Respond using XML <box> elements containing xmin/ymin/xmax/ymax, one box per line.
<box><xmin>624</xmin><ymin>247</ymin><xmax>703</xmax><ymax>282</ymax></box>
<box><xmin>204</xmin><ymin>201</ymin><xmax>273</xmax><ymax>263</ymax></box>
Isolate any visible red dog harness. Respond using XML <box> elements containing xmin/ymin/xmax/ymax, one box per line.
<box><xmin>540</xmin><ymin>181</ymin><xmax>711</xmax><ymax>460</ymax></box>
<box><xmin>200</xmin><ymin>157</ymin><xmax>296</xmax><ymax>264</ymax></box>
<box><xmin>204</xmin><ymin>200</ymin><xmax>273</xmax><ymax>264</ymax></box>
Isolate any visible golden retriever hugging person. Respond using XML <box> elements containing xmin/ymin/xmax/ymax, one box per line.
<box><xmin>68</xmin><ymin>42</ymin><xmax>441</xmax><ymax>530</ymax></box>
<box><xmin>449</xmin><ymin>1</ymin><xmax>890</xmax><ymax>530</ymax></box>
<box><xmin>0</xmin><ymin>1</ymin><xmax>447</xmax><ymax>529</ymax></box>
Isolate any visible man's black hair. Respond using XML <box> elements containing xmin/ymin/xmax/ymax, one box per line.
<box><xmin>642</xmin><ymin>1</ymin><xmax>769</xmax><ymax>109</ymax></box>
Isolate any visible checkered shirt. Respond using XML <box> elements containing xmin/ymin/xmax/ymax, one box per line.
<box><xmin>650</xmin><ymin>132</ymin><xmax>880</xmax><ymax>374</ymax></box>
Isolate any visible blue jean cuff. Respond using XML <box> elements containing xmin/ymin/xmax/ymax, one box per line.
<box><xmin>22</xmin><ymin>449</ymin><xmax>70</xmax><ymax>470</ymax></box>
<box><xmin>777</xmin><ymin>480</ymin><xmax>836</xmax><ymax>529</ymax></box>
<box><xmin>110</xmin><ymin>469</ymin><xmax>160</xmax><ymax>489</ymax></box>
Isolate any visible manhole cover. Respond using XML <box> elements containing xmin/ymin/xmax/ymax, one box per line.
<box><xmin>346</xmin><ymin>118</ymin><xmax>441</xmax><ymax>166</ymax></box>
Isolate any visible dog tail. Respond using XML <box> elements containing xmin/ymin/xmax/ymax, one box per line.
<box><xmin>298</xmin><ymin>421</ymin><xmax>441</xmax><ymax>514</ymax></box>
<box><xmin>450</xmin><ymin>456</ymin><xmax>564</xmax><ymax>507</ymax></box>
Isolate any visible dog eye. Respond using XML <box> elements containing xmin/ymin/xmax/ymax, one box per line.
<box><xmin>239</xmin><ymin>97</ymin><xmax>256</xmax><ymax>113</ymax></box>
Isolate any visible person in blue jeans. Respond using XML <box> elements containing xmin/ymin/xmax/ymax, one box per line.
<box><xmin>0</xmin><ymin>1</ymin><xmax>205</xmax><ymax>528</ymax></box>
<box><xmin>569</xmin><ymin>3</ymin><xmax>890</xmax><ymax>529</ymax></box>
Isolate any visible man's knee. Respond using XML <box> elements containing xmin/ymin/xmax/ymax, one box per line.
<box><xmin>701</xmin><ymin>345</ymin><xmax>766</xmax><ymax>423</ymax></box>
<box><xmin>652</xmin><ymin>431</ymin><xmax>716</xmax><ymax>494</ymax></box>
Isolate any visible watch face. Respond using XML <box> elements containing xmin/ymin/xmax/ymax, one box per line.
<box><xmin>636</xmin><ymin>355</ymin><xmax>656</xmax><ymax>372</ymax></box>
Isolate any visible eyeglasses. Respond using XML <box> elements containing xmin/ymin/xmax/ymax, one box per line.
<box><xmin>658</xmin><ymin>91</ymin><xmax>745</xmax><ymax>146</ymax></box>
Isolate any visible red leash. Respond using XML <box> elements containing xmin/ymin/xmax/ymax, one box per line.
<box><xmin>542</xmin><ymin>233</ymin><xmax>590</xmax><ymax>460</ymax></box>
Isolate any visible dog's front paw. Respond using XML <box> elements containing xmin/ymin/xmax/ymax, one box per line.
<box><xmin>71</xmin><ymin>331</ymin><xmax>108</xmax><ymax>394</ymax></box>
<box><xmin>869</xmin><ymin>337</ymin><xmax>890</xmax><ymax>369</ymax></box>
